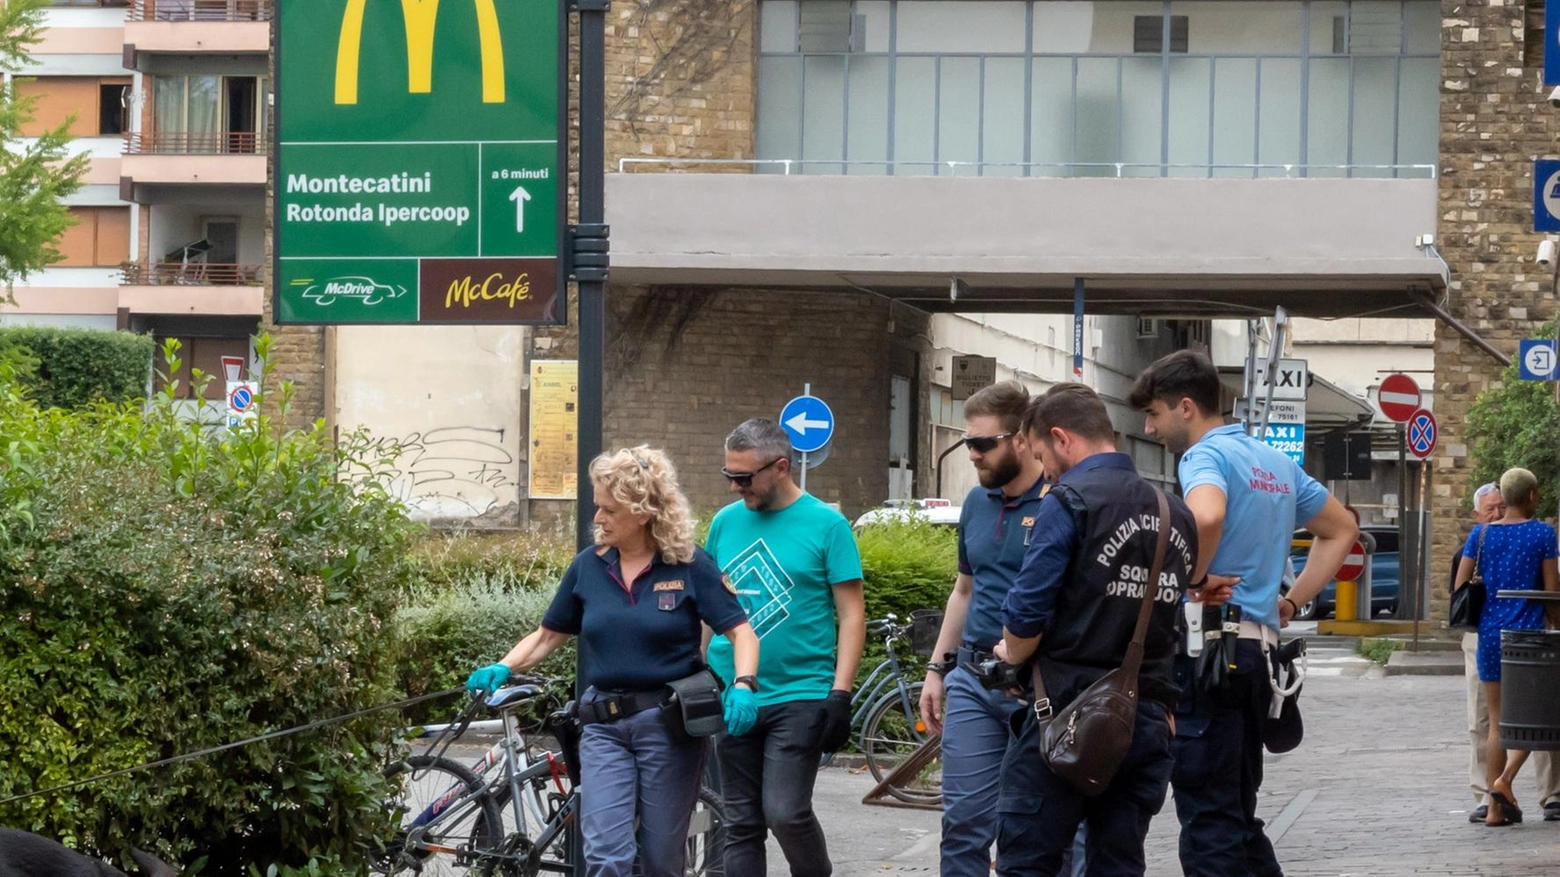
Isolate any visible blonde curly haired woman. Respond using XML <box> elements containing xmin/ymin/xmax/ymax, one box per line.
<box><xmin>467</xmin><ymin>446</ymin><xmax>760</xmax><ymax>876</ymax></box>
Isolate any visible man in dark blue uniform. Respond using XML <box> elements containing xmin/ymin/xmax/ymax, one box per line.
<box><xmin>994</xmin><ymin>383</ymin><xmax>1197</xmax><ymax>877</ymax></box>
<box><xmin>917</xmin><ymin>380</ymin><xmax>1046</xmax><ymax>876</ymax></box>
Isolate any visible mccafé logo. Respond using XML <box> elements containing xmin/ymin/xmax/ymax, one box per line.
<box><xmin>335</xmin><ymin>0</ymin><xmax>506</xmax><ymax>105</ymax></box>
<box><xmin>419</xmin><ymin>258</ymin><xmax>559</xmax><ymax>323</ymax></box>
<box><xmin>445</xmin><ymin>270</ymin><xmax>532</xmax><ymax>310</ymax></box>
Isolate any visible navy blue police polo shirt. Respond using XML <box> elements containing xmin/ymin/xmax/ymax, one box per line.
<box><xmin>542</xmin><ymin>545</ymin><xmax>748</xmax><ymax>692</ymax></box>
<box><xmin>957</xmin><ymin>475</ymin><xmax>1049</xmax><ymax>650</ymax></box>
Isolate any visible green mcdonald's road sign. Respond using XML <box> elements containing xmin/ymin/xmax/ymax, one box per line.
<box><xmin>275</xmin><ymin>0</ymin><xmax>566</xmax><ymax>325</ymax></box>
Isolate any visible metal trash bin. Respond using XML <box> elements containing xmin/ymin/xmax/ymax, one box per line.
<box><xmin>1499</xmin><ymin>629</ymin><xmax>1560</xmax><ymax>751</ymax></box>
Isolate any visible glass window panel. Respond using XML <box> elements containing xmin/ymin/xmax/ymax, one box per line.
<box><xmin>760</xmin><ymin>1</ymin><xmax>798</xmax><ymax>53</ymax></box>
<box><xmin>1351</xmin><ymin>57</ymin><xmax>1398</xmax><ymax>175</ymax></box>
<box><xmin>757</xmin><ymin>56</ymin><xmax>802</xmax><ymax>169</ymax></box>
<box><xmin>846</xmin><ymin>57</ymin><xmax>890</xmax><ymax>173</ymax></box>
<box><xmin>1396</xmin><ymin>56</ymin><xmax>1439</xmax><ymax>173</ymax></box>
<box><xmin>1257</xmin><ymin>57</ymin><xmax>1302</xmax><ymax>172</ymax></box>
<box><xmin>1074</xmin><ymin>58</ymin><xmax>1120</xmax><ymax>173</ymax></box>
<box><xmin>1170</xmin><ymin>2</ymin><xmax>1302</xmax><ymax>54</ymax></box>
<box><xmin>154</xmin><ymin>75</ymin><xmax>185</xmax><ymax>133</ymax></box>
<box><xmin>1120</xmin><ymin>57</ymin><xmax>1162</xmax><ymax>176</ymax></box>
<box><xmin>802</xmin><ymin>56</ymin><xmax>847</xmax><ymax>171</ymax></box>
<box><xmin>857</xmin><ymin>1</ymin><xmax>891</xmax><ymax>52</ymax></box>
<box><xmin>1348</xmin><ymin>1</ymin><xmax>1403</xmax><ymax>55</ymax></box>
<box><xmin>982</xmin><ymin>57</ymin><xmax>1026</xmax><ymax>175</ymax></box>
<box><xmin>799</xmin><ymin>1</ymin><xmax>852</xmax><ymax>53</ymax></box>
<box><xmin>898</xmin><ymin>1</ymin><xmax>1026</xmax><ymax>53</ymax></box>
<box><xmin>1035</xmin><ymin>2</ymin><xmax>1164</xmax><ymax>54</ymax></box>
<box><xmin>188</xmin><ymin>75</ymin><xmax>219</xmax><ymax>136</ymax></box>
<box><xmin>1403</xmin><ymin>1</ymin><xmax>1439</xmax><ymax>54</ymax></box>
<box><xmin>939</xmin><ymin>57</ymin><xmax>981</xmax><ymax>168</ymax></box>
<box><xmin>1308</xmin><ymin>1</ymin><xmax>1349</xmax><ymax>55</ymax></box>
<box><xmin>894</xmin><ymin>57</ymin><xmax>938</xmax><ymax>174</ymax></box>
<box><xmin>1167</xmin><ymin>58</ymin><xmax>1210</xmax><ymax>176</ymax></box>
<box><xmin>1307</xmin><ymin>56</ymin><xmax>1350</xmax><ymax>176</ymax></box>
<box><xmin>1031</xmin><ymin>57</ymin><xmax>1076</xmax><ymax>171</ymax></box>
<box><xmin>1211</xmin><ymin>58</ymin><xmax>1257</xmax><ymax>176</ymax></box>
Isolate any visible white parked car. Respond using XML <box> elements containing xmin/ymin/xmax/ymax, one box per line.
<box><xmin>853</xmin><ymin>498</ymin><xmax>962</xmax><ymax>531</ymax></box>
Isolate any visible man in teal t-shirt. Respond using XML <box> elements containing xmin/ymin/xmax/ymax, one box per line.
<box><xmin>706</xmin><ymin>418</ymin><xmax>865</xmax><ymax>877</ymax></box>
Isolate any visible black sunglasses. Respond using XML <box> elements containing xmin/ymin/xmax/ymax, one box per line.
<box><xmin>962</xmin><ymin>432</ymin><xmax>1014</xmax><ymax>454</ymax></box>
<box><xmin>721</xmin><ymin>457</ymin><xmax>781</xmax><ymax>488</ymax></box>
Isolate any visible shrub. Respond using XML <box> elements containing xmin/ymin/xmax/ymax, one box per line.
<box><xmin>1466</xmin><ymin>319</ymin><xmax>1560</xmax><ymax>520</ymax></box>
<box><xmin>408</xmin><ymin>529</ymin><xmax>572</xmax><ymax>592</ymax></box>
<box><xmin>0</xmin><ymin>326</ymin><xmax>154</xmax><ymax>409</ymax></box>
<box><xmin>857</xmin><ymin>515</ymin><xmax>959</xmax><ymax>623</ymax></box>
<box><xmin>0</xmin><ymin>337</ymin><xmax>419</xmax><ymax>875</ymax></box>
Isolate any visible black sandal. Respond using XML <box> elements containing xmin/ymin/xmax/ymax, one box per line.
<box><xmin>1489</xmin><ymin>791</ymin><xmax>1524</xmax><ymax>825</ymax></box>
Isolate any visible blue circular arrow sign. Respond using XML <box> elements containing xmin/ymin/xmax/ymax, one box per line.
<box><xmin>780</xmin><ymin>394</ymin><xmax>835</xmax><ymax>454</ymax></box>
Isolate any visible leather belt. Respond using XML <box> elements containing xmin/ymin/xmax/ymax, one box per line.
<box><xmin>577</xmin><ymin>688</ymin><xmax>666</xmax><ymax>725</ymax></box>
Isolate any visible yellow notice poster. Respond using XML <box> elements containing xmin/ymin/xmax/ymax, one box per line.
<box><xmin>528</xmin><ymin>360</ymin><xmax>578</xmax><ymax>499</ymax></box>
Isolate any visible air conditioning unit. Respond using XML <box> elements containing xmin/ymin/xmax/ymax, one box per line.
<box><xmin>1136</xmin><ymin>317</ymin><xmax>1159</xmax><ymax>339</ymax></box>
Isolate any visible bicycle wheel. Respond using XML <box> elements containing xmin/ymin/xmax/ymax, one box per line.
<box><xmin>632</xmin><ymin>785</ymin><xmax>726</xmax><ymax>877</ymax></box>
<box><xmin>861</xmin><ymin>683</ymin><xmax>942</xmax><ymax>805</ymax></box>
<box><xmin>376</xmin><ymin>754</ymin><xmax>504</xmax><ymax>876</ymax></box>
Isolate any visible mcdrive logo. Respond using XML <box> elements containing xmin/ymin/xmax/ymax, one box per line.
<box><xmin>335</xmin><ymin>0</ymin><xmax>506</xmax><ymax>105</ymax></box>
<box><xmin>293</xmin><ymin>275</ymin><xmax>408</xmax><ymax>307</ymax></box>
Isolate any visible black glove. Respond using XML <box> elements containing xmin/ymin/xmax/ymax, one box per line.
<box><xmin>815</xmin><ymin>689</ymin><xmax>853</xmax><ymax>753</ymax></box>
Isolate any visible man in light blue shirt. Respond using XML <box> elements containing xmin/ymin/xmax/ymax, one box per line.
<box><xmin>1131</xmin><ymin>350</ymin><xmax>1356</xmax><ymax>877</ymax></box>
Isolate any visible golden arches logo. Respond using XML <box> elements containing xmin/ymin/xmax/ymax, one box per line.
<box><xmin>335</xmin><ymin>0</ymin><xmax>505</xmax><ymax>105</ymax></box>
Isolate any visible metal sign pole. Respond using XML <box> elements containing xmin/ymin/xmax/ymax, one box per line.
<box><xmin>800</xmin><ymin>382</ymin><xmax>811</xmax><ymax>493</ymax></box>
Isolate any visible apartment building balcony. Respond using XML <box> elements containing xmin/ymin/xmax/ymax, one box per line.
<box><xmin>119</xmin><ymin>131</ymin><xmax>265</xmax><ymax>199</ymax></box>
<box><xmin>118</xmin><ymin>260</ymin><xmax>264</xmax><ymax>316</ymax></box>
<box><xmin>123</xmin><ymin>0</ymin><xmax>271</xmax><ymax>71</ymax></box>
<box><xmin>604</xmin><ymin>163</ymin><xmax>1444</xmax><ymax>320</ymax></box>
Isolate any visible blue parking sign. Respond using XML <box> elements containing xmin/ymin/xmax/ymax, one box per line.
<box><xmin>1535</xmin><ymin>160</ymin><xmax>1560</xmax><ymax>232</ymax></box>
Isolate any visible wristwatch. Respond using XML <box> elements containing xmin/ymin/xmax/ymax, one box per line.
<box><xmin>734</xmin><ymin>675</ymin><xmax>760</xmax><ymax>692</ymax></box>
<box><xmin>927</xmin><ymin>651</ymin><xmax>958</xmax><ymax>677</ymax></box>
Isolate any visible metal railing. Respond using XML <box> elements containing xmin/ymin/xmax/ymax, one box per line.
<box><xmin>120</xmin><ymin>261</ymin><xmax>263</xmax><ymax>286</ymax></box>
<box><xmin>616</xmin><ymin>158</ymin><xmax>1439</xmax><ymax>179</ymax></box>
<box><xmin>130</xmin><ymin>0</ymin><xmax>272</xmax><ymax>21</ymax></box>
<box><xmin>123</xmin><ymin>131</ymin><xmax>264</xmax><ymax>154</ymax></box>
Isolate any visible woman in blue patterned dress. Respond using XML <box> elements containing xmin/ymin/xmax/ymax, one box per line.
<box><xmin>1452</xmin><ymin>467</ymin><xmax>1560</xmax><ymax>827</ymax></box>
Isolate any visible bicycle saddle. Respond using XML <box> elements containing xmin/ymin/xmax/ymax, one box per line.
<box><xmin>485</xmin><ymin>683</ymin><xmax>543</xmax><ymax>709</ymax></box>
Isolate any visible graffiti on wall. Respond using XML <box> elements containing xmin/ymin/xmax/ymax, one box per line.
<box><xmin>386</xmin><ymin>426</ymin><xmax>519</xmax><ymax>520</ymax></box>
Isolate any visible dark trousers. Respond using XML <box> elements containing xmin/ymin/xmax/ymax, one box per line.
<box><xmin>995</xmin><ymin>700</ymin><xmax>1174</xmax><ymax>877</ymax></box>
<box><xmin>1171</xmin><ymin>640</ymin><xmax>1282</xmax><ymax>877</ymax></box>
<box><xmin>716</xmin><ymin>698</ymin><xmax>832</xmax><ymax>877</ymax></box>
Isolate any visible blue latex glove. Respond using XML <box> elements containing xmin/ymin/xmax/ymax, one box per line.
<box><xmin>723</xmin><ymin>685</ymin><xmax>758</xmax><ymax>737</ymax></box>
<box><xmin>466</xmin><ymin>662</ymin><xmax>511</xmax><ymax>694</ymax></box>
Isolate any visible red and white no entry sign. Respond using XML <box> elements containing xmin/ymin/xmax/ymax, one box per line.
<box><xmin>1378</xmin><ymin>373</ymin><xmax>1421</xmax><ymax>423</ymax></box>
<box><xmin>1336</xmin><ymin>540</ymin><xmax>1368</xmax><ymax>583</ymax></box>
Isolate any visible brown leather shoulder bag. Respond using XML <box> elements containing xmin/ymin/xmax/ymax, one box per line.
<box><xmin>1032</xmin><ymin>488</ymin><xmax>1171</xmax><ymax>797</ymax></box>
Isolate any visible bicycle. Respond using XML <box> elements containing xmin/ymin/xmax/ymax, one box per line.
<box><xmin>822</xmin><ymin>613</ymin><xmax>942</xmax><ymax>805</ymax></box>
<box><xmin>374</xmin><ymin>676</ymin><xmax>727</xmax><ymax>876</ymax></box>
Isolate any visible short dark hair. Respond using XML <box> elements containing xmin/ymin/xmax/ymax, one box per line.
<box><xmin>962</xmin><ymin>380</ymin><xmax>1030</xmax><ymax>433</ymax></box>
<box><xmin>725</xmin><ymin>418</ymin><xmax>792</xmax><ymax>462</ymax></box>
<box><xmin>1020</xmin><ymin>383</ymin><xmax>1116</xmax><ymax>443</ymax></box>
<box><xmin>1127</xmin><ymin>350</ymin><xmax>1221</xmax><ymax>415</ymax></box>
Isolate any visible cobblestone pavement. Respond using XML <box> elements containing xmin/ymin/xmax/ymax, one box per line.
<box><xmin>799</xmin><ymin>662</ymin><xmax>1560</xmax><ymax>876</ymax></box>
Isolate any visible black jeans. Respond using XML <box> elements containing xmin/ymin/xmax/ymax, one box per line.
<box><xmin>996</xmin><ymin>700</ymin><xmax>1174</xmax><ymax>877</ymax></box>
<box><xmin>716</xmin><ymin>698</ymin><xmax>832</xmax><ymax>877</ymax></box>
<box><xmin>1171</xmin><ymin>640</ymin><xmax>1282</xmax><ymax>877</ymax></box>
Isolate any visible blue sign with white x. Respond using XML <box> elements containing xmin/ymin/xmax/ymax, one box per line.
<box><xmin>1407</xmin><ymin>410</ymin><xmax>1437</xmax><ymax>459</ymax></box>
<box><xmin>780</xmin><ymin>394</ymin><xmax>834</xmax><ymax>454</ymax></box>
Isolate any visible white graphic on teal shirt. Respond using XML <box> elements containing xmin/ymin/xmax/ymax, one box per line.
<box><xmin>727</xmin><ymin>539</ymin><xmax>795</xmax><ymax>640</ymax></box>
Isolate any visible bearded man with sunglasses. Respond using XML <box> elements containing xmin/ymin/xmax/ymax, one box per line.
<box><xmin>915</xmin><ymin>380</ymin><xmax>1049</xmax><ymax>876</ymax></box>
<box><xmin>705</xmin><ymin>417</ymin><xmax>866</xmax><ymax>877</ymax></box>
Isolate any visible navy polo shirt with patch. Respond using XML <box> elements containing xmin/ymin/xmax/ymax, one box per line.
<box><xmin>542</xmin><ymin>545</ymin><xmax>747</xmax><ymax>692</ymax></box>
<box><xmin>957</xmin><ymin>475</ymin><xmax>1048</xmax><ymax>650</ymax></box>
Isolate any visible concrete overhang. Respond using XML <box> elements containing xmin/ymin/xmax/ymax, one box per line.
<box><xmin>605</xmin><ymin>174</ymin><xmax>1444</xmax><ymax>319</ymax></box>
<box><xmin>118</xmin><ymin>284</ymin><xmax>264</xmax><ymax>317</ymax></box>
<box><xmin>119</xmin><ymin>155</ymin><xmax>266</xmax><ymax>201</ymax></box>
<box><xmin>123</xmin><ymin>20</ymin><xmax>269</xmax><ymax>70</ymax></box>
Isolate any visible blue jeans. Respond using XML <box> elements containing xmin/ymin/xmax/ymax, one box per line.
<box><xmin>996</xmin><ymin>700</ymin><xmax>1174</xmax><ymax>877</ymax></box>
<box><xmin>1171</xmin><ymin>641</ymin><xmax>1282</xmax><ymax>877</ymax></box>
<box><xmin>940</xmin><ymin>666</ymin><xmax>1026</xmax><ymax>876</ymax></box>
<box><xmin>717</xmin><ymin>698</ymin><xmax>832</xmax><ymax>877</ymax></box>
<box><xmin>578</xmin><ymin>692</ymin><xmax>707</xmax><ymax>877</ymax></box>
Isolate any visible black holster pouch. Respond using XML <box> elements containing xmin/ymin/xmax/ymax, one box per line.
<box><xmin>547</xmin><ymin>701</ymin><xmax>583</xmax><ymax>786</ymax></box>
<box><xmin>662</xmin><ymin>667</ymin><xmax>725</xmax><ymax>743</ymax></box>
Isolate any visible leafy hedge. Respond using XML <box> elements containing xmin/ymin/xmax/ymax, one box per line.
<box><xmin>0</xmin><ymin>326</ymin><xmax>154</xmax><ymax>409</ymax></box>
<box><xmin>0</xmin><ymin>338</ymin><xmax>419</xmax><ymax>875</ymax></box>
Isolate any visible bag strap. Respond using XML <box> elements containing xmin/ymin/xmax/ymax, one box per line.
<box><xmin>1030</xmin><ymin>487</ymin><xmax>1172</xmax><ymax>718</ymax></box>
<box><xmin>1473</xmin><ymin>524</ymin><xmax>1489</xmax><ymax>577</ymax></box>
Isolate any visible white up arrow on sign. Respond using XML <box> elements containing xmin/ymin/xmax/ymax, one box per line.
<box><xmin>786</xmin><ymin>411</ymin><xmax>830</xmax><ymax>434</ymax></box>
<box><xmin>509</xmin><ymin>185</ymin><xmax>531</xmax><ymax>233</ymax></box>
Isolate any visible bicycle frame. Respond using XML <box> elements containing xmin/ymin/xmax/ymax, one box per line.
<box><xmin>849</xmin><ymin>628</ymin><xmax>919</xmax><ymax>730</ymax></box>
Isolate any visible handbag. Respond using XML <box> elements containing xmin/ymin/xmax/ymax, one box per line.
<box><xmin>1450</xmin><ymin>525</ymin><xmax>1489</xmax><ymax>631</ymax></box>
<box><xmin>1031</xmin><ymin>489</ymin><xmax>1172</xmax><ymax>798</ymax></box>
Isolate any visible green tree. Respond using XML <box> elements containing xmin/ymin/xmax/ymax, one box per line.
<box><xmin>1465</xmin><ymin>319</ymin><xmax>1560</xmax><ymax>520</ymax></box>
<box><xmin>0</xmin><ymin>0</ymin><xmax>89</xmax><ymax>298</ymax></box>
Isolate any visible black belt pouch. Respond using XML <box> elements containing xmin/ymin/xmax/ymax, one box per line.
<box><xmin>661</xmin><ymin>667</ymin><xmax>726</xmax><ymax>743</ymax></box>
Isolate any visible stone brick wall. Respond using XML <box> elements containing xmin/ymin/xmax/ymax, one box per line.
<box><xmin>1431</xmin><ymin>1</ymin><xmax>1560</xmax><ymax>619</ymax></box>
